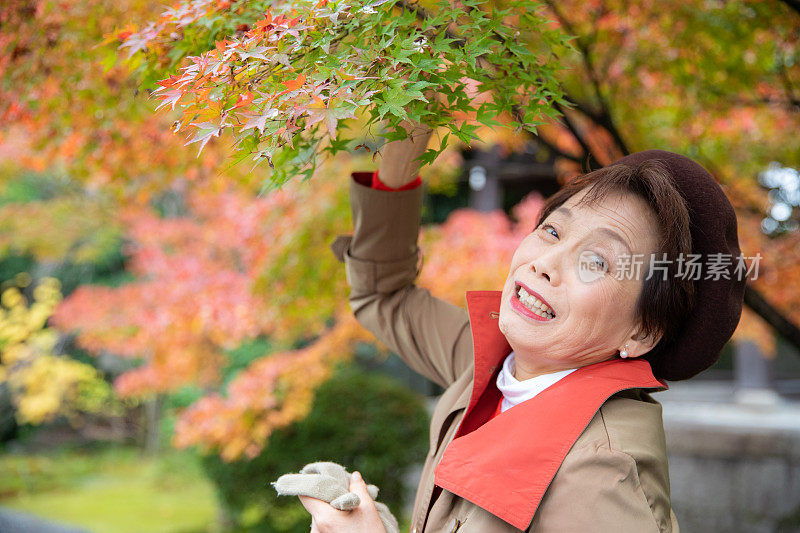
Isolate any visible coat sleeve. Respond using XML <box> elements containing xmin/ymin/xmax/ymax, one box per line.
<box><xmin>330</xmin><ymin>172</ymin><xmax>474</xmax><ymax>388</ymax></box>
<box><xmin>527</xmin><ymin>442</ymin><xmax>666</xmax><ymax>533</ymax></box>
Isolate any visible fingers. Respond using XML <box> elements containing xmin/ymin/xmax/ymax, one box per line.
<box><xmin>397</xmin><ymin>119</ymin><xmax>433</xmax><ymax>139</ymax></box>
<box><xmin>348</xmin><ymin>471</ymin><xmax>376</xmax><ymax>510</ymax></box>
<box><xmin>299</xmin><ymin>475</ymin><xmax>386</xmax><ymax>533</ymax></box>
<box><xmin>298</xmin><ymin>495</ymin><xmax>335</xmax><ymax>516</ymax></box>
<box><xmin>300</xmin><ymin>495</ymin><xmax>349</xmax><ymax>532</ymax></box>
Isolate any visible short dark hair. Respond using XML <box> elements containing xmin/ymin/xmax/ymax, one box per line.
<box><xmin>535</xmin><ymin>159</ymin><xmax>695</xmax><ymax>350</ymax></box>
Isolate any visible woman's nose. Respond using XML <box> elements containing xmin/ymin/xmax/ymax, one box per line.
<box><xmin>530</xmin><ymin>254</ymin><xmax>559</xmax><ymax>285</ymax></box>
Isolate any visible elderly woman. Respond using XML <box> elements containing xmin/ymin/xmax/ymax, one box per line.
<box><xmin>301</xmin><ymin>120</ymin><xmax>745</xmax><ymax>532</ymax></box>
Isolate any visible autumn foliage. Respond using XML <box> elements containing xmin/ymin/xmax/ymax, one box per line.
<box><xmin>0</xmin><ymin>275</ymin><xmax>117</xmax><ymax>425</ymax></box>
<box><xmin>0</xmin><ymin>0</ymin><xmax>243</xmax><ymax>202</ymax></box>
<box><xmin>50</xmin><ymin>163</ymin><xmax>354</xmax><ymax>399</ymax></box>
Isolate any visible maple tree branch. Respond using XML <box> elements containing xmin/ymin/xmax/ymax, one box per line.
<box><xmin>744</xmin><ymin>284</ymin><xmax>800</xmax><ymax>356</ymax></box>
<box><xmin>541</xmin><ymin>3</ymin><xmax>602</xmax><ymax>116</ymax></box>
<box><xmin>594</xmin><ymin>110</ymin><xmax>630</xmax><ymax>156</ymax></box>
<box><xmin>701</xmin><ymin>79</ymin><xmax>800</xmax><ymax>113</ymax></box>
<box><xmin>502</xmin><ymin>100</ymin><xmax>580</xmax><ymax>163</ymax></box>
<box><xmin>400</xmin><ymin>0</ymin><xmax>629</xmax><ymax>170</ymax></box>
<box><xmin>541</xmin><ymin>0</ymin><xmax>631</xmax><ymax>157</ymax></box>
<box><xmin>396</xmin><ymin>0</ymin><xmax>464</xmax><ymax>45</ymax></box>
<box><xmin>529</xmin><ymin>129</ymin><xmax>582</xmax><ymax>163</ymax></box>
<box><xmin>778</xmin><ymin>62</ymin><xmax>800</xmax><ymax>109</ymax></box>
<box><xmin>727</xmin><ymin>95</ymin><xmax>800</xmax><ymax>112</ymax></box>
<box><xmin>552</xmin><ymin>101</ymin><xmax>596</xmax><ymax>168</ymax></box>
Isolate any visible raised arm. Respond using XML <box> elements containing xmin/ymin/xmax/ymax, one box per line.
<box><xmin>330</xmin><ymin>120</ymin><xmax>474</xmax><ymax>388</ymax></box>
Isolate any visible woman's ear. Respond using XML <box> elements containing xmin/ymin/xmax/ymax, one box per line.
<box><xmin>622</xmin><ymin>327</ymin><xmax>663</xmax><ymax>359</ymax></box>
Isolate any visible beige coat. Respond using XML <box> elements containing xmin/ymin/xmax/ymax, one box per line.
<box><xmin>331</xmin><ymin>174</ymin><xmax>680</xmax><ymax>532</ymax></box>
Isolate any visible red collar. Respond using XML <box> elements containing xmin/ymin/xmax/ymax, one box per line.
<box><xmin>433</xmin><ymin>291</ymin><xmax>668</xmax><ymax>530</ymax></box>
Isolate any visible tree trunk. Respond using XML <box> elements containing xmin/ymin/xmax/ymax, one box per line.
<box><xmin>143</xmin><ymin>394</ymin><xmax>162</xmax><ymax>455</ymax></box>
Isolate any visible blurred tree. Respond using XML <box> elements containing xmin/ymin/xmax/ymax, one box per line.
<box><xmin>0</xmin><ymin>0</ymin><xmax>261</xmax><ymax>203</ymax></box>
<box><xmin>50</xmin><ymin>160</ymin><xmax>356</xmax><ymax>401</ymax></box>
<box><xmin>0</xmin><ymin>275</ymin><xmax>120</xmax><ymax>426</ymax></box>
<box><xmin>0</xmin><ymin>191</ymin><xmax>127</xmax><ymax>292</ymax></box>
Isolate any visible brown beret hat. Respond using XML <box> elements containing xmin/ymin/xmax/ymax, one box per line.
<box><xmin>608</xmin><ymin>150</ymin><xmax>747</xmax><ymax>381</ymax></box>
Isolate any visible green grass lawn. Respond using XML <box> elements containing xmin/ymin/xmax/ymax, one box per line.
<box><xmin>0</xmin><ymin>445</ymin><xmax>218</xmax><ymax>533</ymax></box>
<box><xmin>0</xmin><ymin>443</ymin><xmax>414</xmax><ymax>532</ymax></box>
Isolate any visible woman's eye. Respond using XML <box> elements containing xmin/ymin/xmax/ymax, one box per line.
<box><xmin>579</xmin><ymin>253</ymin><xmax>610</xmax><ymax>278</ymax></box>
<box><xmin>592</xmin><ymin>255</ymin><xmax>608</xmax><ymax>271</ymax></box>
<box><xmin>541</xmin><ymin>224</ymin><xmax>559</xmax><ymax>239</ymax></box>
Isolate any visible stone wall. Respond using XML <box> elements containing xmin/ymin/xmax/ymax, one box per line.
<box><xmin>662</xmin><ymin>384</ymin><xmax>800</xmax><ymax>533</ymax></box>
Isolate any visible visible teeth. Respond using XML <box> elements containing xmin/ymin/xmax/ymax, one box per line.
<box><xmin>516</xmin><ymin>286</ymin><xmax>554</xmax><ymax>317</ymax></box>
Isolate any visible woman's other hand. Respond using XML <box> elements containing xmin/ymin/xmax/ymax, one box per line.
<box><xmin>298</xmin><ymin>471</ymin><xmax>387</xmax><ymax>533</ymax></box>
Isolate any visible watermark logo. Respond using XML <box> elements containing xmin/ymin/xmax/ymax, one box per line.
<box><xmin>576</xmin><ymin>252</ymin><xmax>762</xmax><ymax>282</ymax></box>
<box><xmin>577</xmin><ymin>251</ymin><xmax>605</xmax><ymax>282</ymax></box>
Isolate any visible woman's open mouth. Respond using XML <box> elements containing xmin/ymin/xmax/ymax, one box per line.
<box><xmin>511</xmin><ymin>282</ymin><xmax>556</xmax><ymax>321</ymax></box>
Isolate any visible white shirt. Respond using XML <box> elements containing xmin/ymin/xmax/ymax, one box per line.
<box><xmin>495</xmin><ymin>351</ymin><xmax>578</xmax><ymax>413</ymax></box>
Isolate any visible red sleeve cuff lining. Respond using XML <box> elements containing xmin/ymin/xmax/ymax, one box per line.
<box><xmin>371</xmin><ymin>169</ymin><xmax>422</xmax><ymax>191</ymax></box>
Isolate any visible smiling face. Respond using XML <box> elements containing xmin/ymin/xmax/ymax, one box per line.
<box><xmin>497</xmin><ymin>186</ymin><xmax>663</xmax><ymax>380</ymax></box>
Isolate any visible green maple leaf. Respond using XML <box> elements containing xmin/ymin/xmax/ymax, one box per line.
<box><xmin>379</xmin><ymin>86</ymin><xmax>412</xmax><ymax>119</ymax></box>
<box><xmin>305</xmin><ymin>96</ymin><xmax>357</xmax><ymax>139</ymax></box>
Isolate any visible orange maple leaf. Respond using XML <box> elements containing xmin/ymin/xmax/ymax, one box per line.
<box><xmin>231</xmin><ymin>91</ymin><xmax>254</xmax><ymax>110</ymax></box>
<box><xmin>283</xmin><ymin>74</ymin><xmax>306</xmax><ymax>92</ymax></box>
<box><xmin>274</xmin><ymin>74</ymin><xmax>307</xmax><ymax>98</ymax></box>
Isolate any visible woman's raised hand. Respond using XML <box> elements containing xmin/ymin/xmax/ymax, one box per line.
<box><xmin>376</xmin><ymin>119</ymin><xmax>434</xmax><ymax>188</ymax></box>
<box><xmin>375</xmin><ymin>69</ymin><xmax>436</xmax><ymax>189</ymax></box>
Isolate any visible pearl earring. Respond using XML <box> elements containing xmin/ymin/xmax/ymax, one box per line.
<box><xmin>620</xmin><ymin>344</ymin><xmax>630</xmax><ymax>358</ymax></box>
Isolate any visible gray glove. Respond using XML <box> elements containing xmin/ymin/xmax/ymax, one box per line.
<box><xmin>272</xmin><ymin>461</ymin><xmax>399</xmax><ymax>533</ymax></box>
